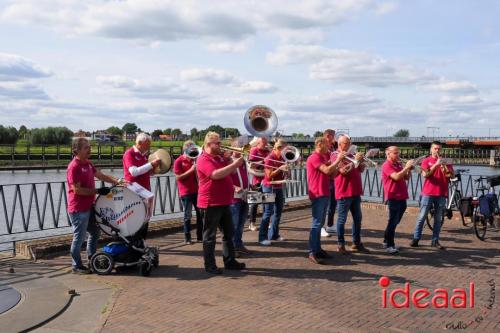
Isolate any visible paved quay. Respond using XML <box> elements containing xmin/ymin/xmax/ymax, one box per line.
<box><xmin>1</xmin><ymin>203</ymin><xmax>499</xmax><ymax>332</ymax></box>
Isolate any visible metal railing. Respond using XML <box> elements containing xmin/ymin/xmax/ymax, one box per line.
<box><xmin>1</xmin><ymin>169</ymin><xmax>498</xmax><ymax>248</ymax></box>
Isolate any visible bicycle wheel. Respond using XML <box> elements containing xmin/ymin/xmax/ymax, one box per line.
<box><xmin>472</xmin><ymin>210</ymin><xmax>487</xmax><ymax>241</ymax></box>
<box><xmin>454</xmin><ymin>192</ymin><xmax>469</xmax><ymax>226</ymax></box>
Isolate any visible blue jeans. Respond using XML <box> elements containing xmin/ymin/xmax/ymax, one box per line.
<box><xmin>230</xmin><ymin>201</ymin><xmax>249</xmax><ymax>248</ymax></box>
<box><xmin>326</xmin><ymin>182</ymin><xmax>336</xmax><ymax>227</ymax></box>
<box><xmin>69</xmin><ymin>210</ymin><xmax>100</xmax><ymax>269</ymax></box>
<box><xmin>385</xmin><ymin>200</ymin><xmax>407</xmax><ymax>247</ymax></box>
<box><xmin>181</xmin><ymin>193</ymin><xmax>203</xmax><ymax>240</ymax></box>
<box><xmin>413</xmin><ymin>195</ymin><xmax>446</xmax><ymax>241</ymax></box>
<box><xmin>336</xmin><ymin>195</ymin><xmax>362</xmax><ymax>245</ymax></box>
<box><xmin>309</xmin><ymin>196</ymin><xmax>329</xmax><ymax>254</ymax></box>
<box><xmin>259</xmin><ymin>186</ymin><xmax>284</xmax><ymax>242</ymax></box>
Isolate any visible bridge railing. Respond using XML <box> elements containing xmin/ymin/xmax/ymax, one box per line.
<box><xmin>2</xmin><ymin>169</ymin><xmax>498</xmax><ymax>251</ymax></box>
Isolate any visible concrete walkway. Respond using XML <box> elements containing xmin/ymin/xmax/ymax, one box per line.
<box><xmin>1</xmin><ymin>203</ymin><xmax>499</xmax><ymax>332</ymax></box>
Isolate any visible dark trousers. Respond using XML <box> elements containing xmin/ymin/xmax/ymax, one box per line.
<box><xmin>326</xmin><ymin>182</ymin><xmax>336</xmax><ymax>227</ymax></box>
<box><xmin>200</xmin><ymin>206</ymin><xmax>236</xmax><ymax>269</ymax></box>
<box><xmin>181</xmin><ymin>193</ymin><xmax>203</xmax><ymax>241</ymax></box>
<box><xmin>385</xmin><ymin>199</ymin><xmax>407</xmax><ymax>247</ymax></box>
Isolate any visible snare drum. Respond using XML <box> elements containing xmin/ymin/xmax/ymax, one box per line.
<box><xmin>95</xmin><ymin>186</ymin><xmax>148</xmax><ymax>237</ymax></box>
<box><xmin>262</xmin><ymin>193</ymin><xmax>276</xmax><ymax>203</ymax></box>
<box><xmin>246</xmin><ymin>191</ymin><xmax>263</xmax><ymax>204</ymax></box>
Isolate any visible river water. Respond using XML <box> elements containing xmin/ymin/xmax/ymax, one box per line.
<box><xmin>1</xmin><ymin>165</ymin><xmax>499</xmax><ymax>252</ymax></box>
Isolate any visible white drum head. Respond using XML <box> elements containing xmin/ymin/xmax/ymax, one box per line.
<box><xmin>95</xmin><ymin>186</ymin><xmax>147</xmax><ymax>237</ymax></box>
<box><xmin>262</xmin><ymin>193</ymin><xmax>276</xmax><ymax>203</ymax></box>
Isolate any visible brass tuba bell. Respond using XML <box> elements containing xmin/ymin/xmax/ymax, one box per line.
<box><xmin>244</xmin><ymin>105</ymin><xmax>278</xmax><ymax>137</ymax></box>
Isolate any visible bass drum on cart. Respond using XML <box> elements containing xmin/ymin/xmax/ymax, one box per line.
<box><xmin>94</xmin><ymin>186</ymin><xmax>148</xmax><ymax>237</ymax></box>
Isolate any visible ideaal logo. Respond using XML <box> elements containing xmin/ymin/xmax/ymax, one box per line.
<box><xmin>379</xmin><ymin>276</ymin><xmax>474</xmax><ymax>309</ymax></box>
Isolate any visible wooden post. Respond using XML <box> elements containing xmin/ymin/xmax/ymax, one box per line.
<box><xmin>490</xmin><ymin>150</ymin><xmax>496</xmax><ymax>166</ymax></box>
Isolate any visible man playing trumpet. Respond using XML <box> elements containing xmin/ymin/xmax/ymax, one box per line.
<box><xmin>410</xmin><ymin>141</ymin><xmax>453</xmax><ymax>250</ymax></box>
<box><xmin>331</xmin><ymin>134</ymin><xmax>370</xmax><ymax>254</ymax></box>
<box><xmin>381</xmin><ymin>146</ymin><xmax>413</xmax><ymax>254</ymax></box>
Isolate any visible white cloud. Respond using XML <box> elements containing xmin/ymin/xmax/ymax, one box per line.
<box><xmin>237</xmin><ymin>81</ymin><xmax>278</xmax><ymax>94</ymax></box>
<box><xmin>0</xmin><ymin>53</ymin><xmax>52</xmax><ymax>81</ymax></box>
<box><xmin>179</xmin><ymin>68</ymin><xmax>238</xmax><ymax>85</ymax></box>
<box><xmin>374</xmin><ymin>1</ymin><xmax>398</xmax><ymax>15</ymax></box>
<box><xmin>419</xmin><ymin>79</ymin><xmax>478</xmax><ymax>95</ymax></box>
<box><xmin>205</xmin><ymin>39</ymin><xmax>250</xmax><ymax>53</ymax></box>
<box><xmin>0</xmin><ymin>81</ymin><xmax>50</xmax><ymax>100</ymax></box>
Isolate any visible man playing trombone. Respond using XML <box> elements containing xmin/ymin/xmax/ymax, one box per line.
<box><xmin>410</xmin><ymin>141</ymin><xmax>453</xmax><ymax>250</ymax></box>
<box><xmin>197</xmin><ymin>131</ymin><xmax>246</xmax><ymax>274</ymax></box>
<box><xmin>259</xmin><ymin>139</ymin><xmax>288</xmax><ymax>246</ymax></box>
<box><xmin>381</xmin><ymin>146</ymin><xmax>413</xmax><ymax>254</ymax></box>
<box><xmin>331</xmin><ymin>134</ymin><xmax>370</xmax><ymax>254</ymax></box>
<box><xmin>174</xmin><ymin>140</ymin><xmax>202</xmax><ymax>245</ymax></box>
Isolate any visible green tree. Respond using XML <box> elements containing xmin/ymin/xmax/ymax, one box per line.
<box><xmin>190</xmin><ymin>128</ymin><xmax>199</xmax><ymax>139</ymax></box>
<box><xmin>163</xmin><ymin>128</ymin><xmax>172</xmax><ymax>135</ymax></box>
<box><xmin>29</xmin><ymin>127</ymin><xmax>72</xmax><ymax>144</ymax></box>
<box><xmin>224</xmin><ymin>128</ymin><xmax>241</xmax><ymax>138</ymax></box>
<box><xmin>107</xmin><ymin>126</ymin><xmax>123</xmax><ymax>136</ymax></box>
<box><xmin>19</xmin><ymin>125</ymin><xmax>28</xmax><ymax>140</ymax></box>
<box><xmin>313</xmin><ymin>131</ymin><xmax>323</xmax><ymax>138</ymax></box>
<box><xmin>0</xmin><ymin>126</ymin><xmax>19</xmax><ymax>144</ymax></box>
<box><xmin>171</xmin><ymin>128</ymin><xmax>182</xmax><ymax>140</ymax></box>
<box><xmin>393</xmin><ymin>129</ymin><xmax>410</xmax><ymax>137</ymax></box>
<box><xmin>151</xmin><ymin>129</ymin><xmax>163</xmax><ymax>139</ymax></box>
<box><xmin>122</xmin><ymin>123</ymin><xmax>138</xmax><ymax>134</ymax></box>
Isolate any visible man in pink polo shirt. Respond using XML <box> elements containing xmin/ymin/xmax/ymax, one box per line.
<box><xmin>331</xmin><ymin>134</ymin><xmax>369</xmax><ymax>254</ymax></box>
<box><xmin>411</xmin><ymin>141</ymin><xmax>454</xmax><ymax>250</ymax></box>
<box><xmin>258</xmin><ymin>139</ymin><xmax>288</xmax><ymax>245</ymax></box>
<box><xmin>322</xmin><ymin>128</ymin><xmax>338</xmax><ymax>237</ymax></box>
<box><xmin>247</xmin><ymin>136</ymin><xmax>270</xmax><ymax>231</ymax></box>
<box><xmin>306</xmin><ymin>137</ymin><xmax>342</xmax><ymax>264</ymax></box>
<box><xmin>197</xmin><ymin>131</ymin><xmax>246</xmax><ymax>274</ymax></box>
<box><xmin>67</xmin><ymin>138</ymin><xmax>122</xmax><ymax>274</ymax></box>
<box><xmin>174</xmin><ymin>140</ymin><xmax>202</xmax><ymax>244</ymax></box>
<box><xmin>122</xmin><ymin>133</ymin><xmax>160</xmax><ymax>240</ymax></box>
<box><xmin>381</xmin><ymin>146</ymin><xmax>414</xmax><ymax>254</ymax></box>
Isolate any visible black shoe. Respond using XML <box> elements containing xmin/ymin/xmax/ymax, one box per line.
<box><xmin>410</xmin><ymin>239</ymin><xmax>419</xmax><ymax>247</ymax></box>
<box><xmin>72</xmin><ymin>266</ymin><xmax>90</xmax><ymax>274</ymax></box>
<box><xmin>205</xmin><ymin>266</ymin><xmax>223</xmax><ymax>275</ymax></box>
<box><xmin>308</xmin><ymin>253</ymin><xmax>324</xmax><ymax>265</ymax></box>
<box><xmin>431</xmin><ymin>240</ymin><xmax>446</xmax><ymax>250</ymax></box>
<box><xmin>317</xmin><ymin>249</ymin><xmax>332</xmax><ymax>259</ymax></box>
<box><xmin>224</xmin><ymin>260</ymin><xmax>246</xmax><ymax>270</ymax></box>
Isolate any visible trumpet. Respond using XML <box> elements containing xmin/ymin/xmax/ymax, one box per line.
<box><xmin>398</xmin><ymin>156</ymin><xmax>425</xmax><ymax>173</ymax></box>
<box><xmin>331</xmin><ymin>150</ymin><xmax>356</xmax><ymax>174</ymax></box>
<box><xmin>184</xmin><ymin>144</ymin><xmax>202</xmax><ymax>160</ymax></box>
<box><xmin>348</xmin><ymin>145</ymin><xmax>378</xmax><ymax>168</ymax></box>
<box><xmin>436</xmin><ymin>154</ymin><xmax>452</xmax><ymax>175</ymax></box>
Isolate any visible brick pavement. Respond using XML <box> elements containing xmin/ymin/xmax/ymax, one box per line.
<box><xmin>75</xmin><ymin>205</ymin><xmax>499</xmax><ymax>332</ymax></box>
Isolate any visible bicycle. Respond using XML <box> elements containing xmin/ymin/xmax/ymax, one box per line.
<box><xmin>469</xmin><ymin>175</ymin><xmax>500</xmax><ymax>241</ymax></box>
<box><xmin>425</xmin><ymin>169</ymin><xmax>469</xmax><ymax>230</ymax></box>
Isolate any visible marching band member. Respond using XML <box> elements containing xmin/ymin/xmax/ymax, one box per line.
<box><xmin>321</xmin><ymin>129</ymin><xmax>338</xmax><ymax>237</ymax></box>
<box><xmin>122</xmin><ymin>133</ymin><xmax>160</xmax><ymax>240</ymax></box>
<box><xmin>67</xmin><ymin>138</ymin><xmax>122</xmax><ymax>274</ymax></box>
<box><xmin>174</xmin><ymin>140</ymin><xmax>202</xmax><ymax>245</ymax></box>
<box><xmin>197</xmin><ymin>131</ymin><xmax>246</xmax><ymax>274</ymax></box>
<box><xmin>258</xmin><ymin>139</ymin><xmax>287</xmax><ymax>246</ymax></box>
<box><xmin>247</xmin><ymin>136</ymin><xmax>270</xmax><ymax>231</ymax></box>
<box><xmin>306</xmin><ymin>137</ymin><xmax>343</xmax><ymax>264</ymax></box>
<box><xmin>229</xmin><ymin>140</ymin><xmax>253</xmax><ymax>257</ymax></box>
<box><xmin>410</xmin><ymin>141</ymin><xmax>454</xmax><ymax>250</ymax></box>
<box><xmin>331</xmin><ymin>134</ymin><xmax>370</xmax><ymax>254</ymax></box>
<box><xmin>381</xmin><ymin>146</ymin><xmax>413</xmax><ymax>254</ymax></box>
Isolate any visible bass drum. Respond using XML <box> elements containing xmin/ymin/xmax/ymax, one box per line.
<box><xmin>95</xmin><ymin>186</ymin><xmax>148</xmax><ymax>237</ymax></box>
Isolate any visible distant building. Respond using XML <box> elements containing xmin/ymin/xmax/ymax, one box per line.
<box><xmin>92</xmin><ymin>130</ymin><xmax>120</xmax><ymax>142</ymax></box>
<box><xmin>123</xmin><ymin>132</ymin><xmax>137</xmax><ymax>142</ymax></box>
<box><xmin>73</xmin><ymin>129</ymin><xmax>91</xmax><ymax>138</ymax></box>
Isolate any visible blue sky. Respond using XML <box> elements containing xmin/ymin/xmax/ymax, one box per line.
<box><xmin>0</xmin><ymin>0</ymin><xmax>499</xmax><ymax>137</ymax></box>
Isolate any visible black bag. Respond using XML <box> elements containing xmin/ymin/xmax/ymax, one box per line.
<box><xmin>487</xmin><ymin>175</ymin><xmax>500</xmax><ymax>188</ymax></box>
<box><xmin>459</xmin><ymin>197</ymin><xmax>473</xmax><ymax>217</ymax></box>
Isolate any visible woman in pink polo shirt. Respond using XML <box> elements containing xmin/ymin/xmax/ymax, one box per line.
<box><xmin>381</xmin><ymin>146</ymin><xmax>414</xmax><ymax>254</ymax></box>
<box><xmin>67</xmin><ymin>138</ymin><xmax>122</xmax><ymax>274</ymax></box>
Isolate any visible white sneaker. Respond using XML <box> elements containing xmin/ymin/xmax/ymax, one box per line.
<box><xmin>259</xmin><ymin>240</ymin><xmax>272</xmax><ymax>246</ymax></box>
<box><xmin>275</xmin><ymin>236</ymin><xmax>285</xmax><ymax>242</ymax></box>
<box><xmin>386</xmin><ymin>246</ymin><xmax>399</xmax><ymax>254</ymax></box>
<box><xmin>249</xmin><ymin>222</ymin><xmax>257</xmax><ymax>231</ymax></box>
<box><xmin>382</xmin><ymin>242</ymin><xmax>388</xmax><ymax>249</ymax></box>
<box><xmin>321</xmin><ymin>228</ymin><xmax>329</xmax><ymax>237</ymax></box>
<box><xmin>325</xmin><ymin>226</ymin><xmax>336</xmax><ymax>234</ymax></box>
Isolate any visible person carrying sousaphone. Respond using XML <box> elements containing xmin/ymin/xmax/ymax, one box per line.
<box><xmin>174</xmin><ymin>140</ymin><xmax>202</xmax><ymax>244</ymax></box>
<box><xmin>331</xmin><ymin>134</ymin><xmax>370</xmax><ymax>254</ymax></box>
<box><xmin>122</xmin><ymin>133</ymin><xmax>161</xmax><ymax>241</ymax></box>
<box><xmin>247</xmin><ymin>136</ymin><xmax>270</xmax><ymax>231</ymax></box>
<box><xmin>258</xmin><ymin>138</ymin><xmax>288</xmax><ymax>246</ymax></box>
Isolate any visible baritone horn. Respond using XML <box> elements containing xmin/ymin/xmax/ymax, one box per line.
<box><xmin>148</xmin><ymin>148</ymin><xmax>172</xmax><ymax>174</ymax></box>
